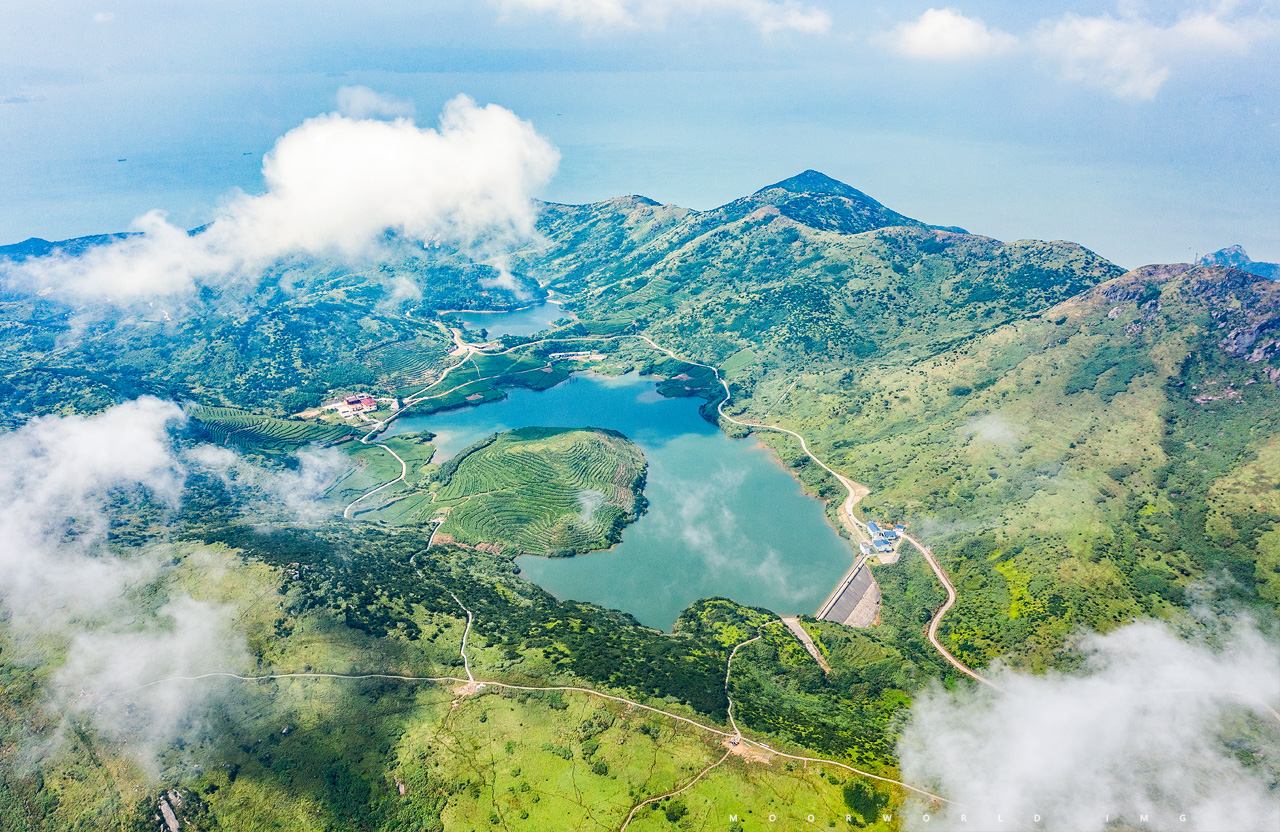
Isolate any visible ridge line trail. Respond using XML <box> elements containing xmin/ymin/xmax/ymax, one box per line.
<box><xmin>129</xmin><ymin>613</ymin><xmax>954</xmax><ymax>806</ymax></box>
<box><xmin>725</xmin><ymin>633</ymin><xmax>762</xmax><ymax>739</ymax></box>
<box><xmin>449</xmin><ymin>592</ymin><xmax>475</xmax><ymax>683</ymax></box>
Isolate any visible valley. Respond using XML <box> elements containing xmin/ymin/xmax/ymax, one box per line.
<box><xmin>1</xmin><ymin>171</ymin><xmax>1277</xmax><ymax>830</ymax></box>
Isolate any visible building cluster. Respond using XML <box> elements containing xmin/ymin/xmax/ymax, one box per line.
<box><xmin>324</xmin><ymin>393</ymin><xmax>377</xmax><ymax>418</ymax></box>
<box><xmin>862</xmin><ymin>520</ymin><xmax>904</xmax><ymax>555</ymax></box>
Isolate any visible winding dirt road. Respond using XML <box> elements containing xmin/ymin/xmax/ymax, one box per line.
<box><xmin>342</xmin><ymin>444</ymin><xmax>407</xmax><ymax>519</ymax></box>
<box><xmin>901</xmin><ymin>533</ymin><xmax>1003</xmax><ymax>691</ymax></box>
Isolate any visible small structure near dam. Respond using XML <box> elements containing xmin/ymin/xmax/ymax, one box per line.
<box><xmin>816</xmin><ymin>562</ymin><xmax>880</xmax><ymax>628</ymax></box>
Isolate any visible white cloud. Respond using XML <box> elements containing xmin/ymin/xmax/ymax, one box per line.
<box><xmin>2</xmin><ymin>94</ymin><xmax>559</xmax><ymax>297</ymax></box>
<box><xmin>190</xmin><ymin>443</ymin><xmax>348</xmax><ymax>522</ymax></box>
<box><xmin>335</xmin><ymin>85</ymin><xmax>416</xmax><ymax>120</ymax></box>
<box><xmin>1035</xmin><ymin>7</ymin><xmax>1271</xmax><ymax>99</ymax></box>
<box><xmin>897</xmin><ymin>619</ymin><xmax>1280</xmax><ymax>831</ymax></box>
<box><xmin>496</xmin><ymin>0</ymin><xmax>831</xmax><ymax>34</ymax></box>
<box><xmin>959</xmin><ymin>412</ymin><xmax>1020</xmax><ymax>448</ymax></box>
<box><xmin>881</xmin><ymin>4</ymin><xmax>1276</xmax><ymax>98</ymax></box>
<box><xmin>0</xmin><ymin>399</ymin><xmax>249</xmax><ymax>761</ymax></box>
<box><xmin>93</xmin><ymin>11</ymin><xmax>115</xmax><ymax>24</ymax></box>
<box><xmin>885</xmin><ymin>8</ymin><xmax>1017</xmax><ymax>60</ymax></box>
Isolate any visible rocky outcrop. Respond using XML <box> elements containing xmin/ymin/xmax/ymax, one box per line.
<box><xmin>1086</xmin><ymin>263</ymin><xmax>1191</xmax><ymax>303</ymax></box>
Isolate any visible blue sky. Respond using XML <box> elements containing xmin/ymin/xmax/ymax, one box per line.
<box><xmin>1</xmin><ymin>0</ymin><xmax>1277</xmax><ymax>268</ymax></box>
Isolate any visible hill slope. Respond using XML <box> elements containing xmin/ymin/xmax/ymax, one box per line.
<box><xmin>518</xmin><ymin>173</ymin><xmax>1280</xmax><ymax>669</ymax></box>
<box><xmin>525</xmin><ymin>171</ymin><xmax>1122</xmax><ymax>371</ymax></box>
<box><xmin>435</xmin><ymin>427</ymin><xmax>648</xmax><ymax>557</ymax></box>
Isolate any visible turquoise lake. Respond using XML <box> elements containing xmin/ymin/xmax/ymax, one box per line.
<box><xmin>453</xmin><ymin>300</ymin><xmax>569</xmax><ymax>338</ymax></box>
<box><xmin>387</xmin><ymin>371</ymin><xmax>855</xmax><ymax>631</ymax></box>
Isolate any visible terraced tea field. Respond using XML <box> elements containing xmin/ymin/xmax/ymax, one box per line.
<box><xmin>435</xmin><ymin>427</ymin><xmax>647</xmax><ymax>557</ymax></box>
<box><xmin>363</xmin><ymin>334</ymin><xmax>454</xmax><ymax>393</ymax></box>
<box><xmin>188</xmin><ymin>405</ymin><xmax>358</xmax><ymax>451</ymax></box>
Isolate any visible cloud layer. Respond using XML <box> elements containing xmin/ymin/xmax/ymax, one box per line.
<box><xmin>1034</xmin><ymin>9</ymin><xmax>1263</xmax><ymax>100</ymax></box>
<box><xmin>3</xmin><ymin>93</ymin><xmax>559</xmax><ymax>297</ymax></box>
<box><xmin>0</xmin><ymin>399</ymin><xmax>248</xmax><ymax>760</ymax></box>
<box><xmin>496</xmin><ymin>0</ymin><xmax>830</xmax><ymax>34</ymax></box>
<box><xmin>897</xmin><ymin>619</ymin><xmax>1280</xmax><ymax>831</ymax></box>
<box><xmin>883</xmin><ymin>4</ymin><xmax>1276</xmax><ymax>99</ymax></box>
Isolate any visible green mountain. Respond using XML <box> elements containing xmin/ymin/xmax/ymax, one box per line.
<box><xmin>520</xmin><ymin>173</ymin><xmax>1280</xmax><ymax>669</ymax></box>
<box><xmin>528</xmin><ymin>175</ymin><xmax>1120</xmax><ymax>368</ymax></box>
<box><xmin>2</xmin><ymin>171</ymin><xmax>1278</xmax><ymax>830</ymax></box>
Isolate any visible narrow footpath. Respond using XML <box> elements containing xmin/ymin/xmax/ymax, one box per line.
<box><xmin>342</xmin><ymin>444</ymin><xmax>407</xmax><ymax>519</ymax></box>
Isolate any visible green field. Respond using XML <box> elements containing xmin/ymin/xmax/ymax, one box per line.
<box><xmin>402</xmin><ymin>351</ymin><xmax>573</xmax><ymax>415</ymax></box>
<box><xmin>435</xmin><ymin>426</ymin><xmax>648</xmax><ymax>557</ymax></box>
<box><xmin>189</xmin><ymin>405</ymin><xmax>358</xmax><ymax>451</ymax></box>
<box><xmin>322</xmin><ymin>433</ymin><xmax>438</xmax><ymax>517</ymax></box>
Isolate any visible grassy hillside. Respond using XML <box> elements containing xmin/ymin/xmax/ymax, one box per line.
<box><xmin>0</xmin><ymin>521</ymin><xmax>909</xmax><ymax>832</ymax></box>
<box><xmin>0</xmin><ymin>239</ymin><xmax>548</xmax><ymax>425</ymax></box>
<box><xmin>708</xmin><ymin>264</ymin><xmax>1280</xmax><ymax>670</ymax></box>
<box><xmin>189</xmin><ymin>405</ymin><xmax>359</xmax><ymax>451</ymax></box>
<box><xmin>434</xmin><ymin>427</ymin><xmax>647</xmax><ymax>557</ymax></box>
<box><xmin>525</xmin><ymin>172</ymin><xmax>1121</xmax><ymax>371</ymax></box>
<box><xmin>514</xmin><ymin>173</ymin><xmax>1280</xmax><ymax>672</ymax></box>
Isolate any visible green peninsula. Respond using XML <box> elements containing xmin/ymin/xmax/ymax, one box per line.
<box><xmin>434</xmin><ymin>426</ymin><xmax>647</xmax><ymax>557</ymax></box>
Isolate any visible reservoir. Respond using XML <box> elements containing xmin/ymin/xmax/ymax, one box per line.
<box><xmin>387</xmin><ymin>372</ymin><xmax>856</xmax><ymax>631</ymax></box>
<box><xmin>452</xmin><ymin>300</ymin><xmax>568</xmax><ymax>338</ymax></box>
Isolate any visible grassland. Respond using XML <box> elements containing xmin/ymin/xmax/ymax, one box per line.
<box><xmin>401</xmin><ymin>351</ymin><xmax>573</xmax><ymax>415</ymax></box>
<box><xmin>434</xmin><ymin>427</ymin><xmax>647</xmax><ymax>557</ymax></box>
<box><xmin>323</xmin><ymin>432</ymin><xmax>438</xmax><ymax>517</ymax></box>
<box><xmin>0</xmin><ymin>510</ymin><xmax>917</xmax><ymax>831</ymax></box>
<box><xmin>189</xmin><ymin>405</ymin><xmax>359</xmax><ymax>451</ymax></box>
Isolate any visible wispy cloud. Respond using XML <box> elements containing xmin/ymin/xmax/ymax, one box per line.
<box><xmin>2</xmin><ymin>94</ymin><xmax>559</xmax><ymax>297</ymax></box>
<box><xmin>188</xmin><ymin>443</ymin><xmax>348</xmax><ymax>522</ymax></box>
<box><xmin>881</xmin><ymin>4</ymin><xmax>1277</xmax><ymax>99</ymax></box>
<box><xmin>0</xmin><ymin>399</ymin><xmax>248</xmax><ymax>763</ymax></box>
<box><xmin>884</xmin><ymin>8</ymin><xmax>1016</xmax><ymax>60</ymax></box>
<box><xmin>897</xmin><ymin>618</ymin><xmax>1280</xmax><ymax>830</ymax></box>
<box><xmin>335</xmin><ymin>85</ymin><xmax>416</xmax><ymax>120</ymax></box>
<box><xmin>495</xmin><ymin>0</ymin><xmax>830</xmax><ymax>34</ymax></box>
<box><xmin>1034</xmin><ymin>7</ymin><xmax>1267</xmax><ymax>99</ymax></box>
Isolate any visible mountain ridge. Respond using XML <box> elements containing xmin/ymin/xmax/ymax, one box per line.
<box><xmin>1197</xmin><ymin>244</ymin><xmax>1279</xmax><ymax>281</ymax></box>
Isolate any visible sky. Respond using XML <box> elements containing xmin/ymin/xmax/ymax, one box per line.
<box><xmin>1</xmin><ymin>1</ymin><xmax>1278</xmax><ymax>268</ymax></box>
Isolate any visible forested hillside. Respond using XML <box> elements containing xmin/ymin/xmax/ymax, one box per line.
<box><xmin>521</xmin><ymin>173</ymin><xmax>1280</xmax><ymax>670</ymax></box>
<box><xmin>2</xmin><ymin>171</ymin><xmax>1278</xmax><ymax>830</ymax></box>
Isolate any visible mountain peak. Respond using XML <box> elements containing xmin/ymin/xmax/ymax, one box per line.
<box><xmin>733</xmin><ymin>170</ymin><xmax>926</xmax><ymax>236</ymax></box>
<box><xmin>1197</xmin><ymin>245</ymin><xmax>1279</xmax><ymax>281</ymax></box>
<box><xmin>756</xmin><ymin>170</ymin><xmax>877</xmax><ymax>202</ymax></box>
